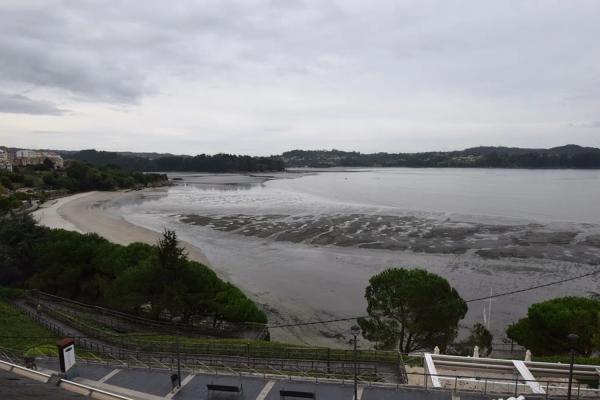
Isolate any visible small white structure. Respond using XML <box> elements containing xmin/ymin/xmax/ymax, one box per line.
<box><xmin>473</xmin><ymin>345</ymin><xmax>480</xmax><ymax>358</ymax></box>
<box><xmin>434</xmin><ymin>346</ymin><xmax>440</xmax><ymax>355</ymax></box>
<box><xmin>525</xmin><ymin>350</ymin><xmax>531</xmax><ymax>362</ymax></box>
<box><xmin>425</xmin><ymin>353</ymin><xmax>600</xmax><ymax>397</ymax></box>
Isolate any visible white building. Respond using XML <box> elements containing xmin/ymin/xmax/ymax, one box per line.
<box><xmin>15</xmin><ymin>149</ymin><xmax>40</xmax><ymax>159</ymax></box>
<box><xmin>14</xmin><ymin>149</ymin><xmax>42</xmax><ymax>166</ymax></box>
<box><xmin>0</xmin><ymin>148</ymin><xmax>12</xmax><ymax>172</ymax></box>
<box><xmin>14</xmin><ymin>149</ymin><xmax>63</xmax><ymax>169</ymax></box>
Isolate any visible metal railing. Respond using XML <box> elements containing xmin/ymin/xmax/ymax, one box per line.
<box><xmin>0</xmin><ymin>358</ymin><xmax>133</xmax><ymax>400</ymax></box>
<box><xmin>3</xmin><ymin>346</ymin><xmax>596</xmax><ymax>400</ymax></box>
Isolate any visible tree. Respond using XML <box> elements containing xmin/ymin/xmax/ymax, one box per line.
<box><xmin>451</xmin><ymin>323</ymin><xmax>493</xmax><ymax>356</ymax></box>
<box><xmin>507</xmin><ymin>296</ymin><xmax>600</xmax><ymax>356</ymax></box>
<box><xmin>0</xmin><ymin>214</ymin><xmax>47</xmax><ymax>286</ymax></box>
<box><xmin>358</xmin><ymin>268</ymin><xmax>467</xmax><ymax>353</ymax></box>
<box><xmin>43</xmin><ymin>158</ymin><xmax>55</xmax><ymax>170</ymax></box>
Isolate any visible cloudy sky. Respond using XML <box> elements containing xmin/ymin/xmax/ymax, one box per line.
<box><xmin>1</xmin><ymin>0</ymin><xmax>599</xmax><ymax>155</ymax></box>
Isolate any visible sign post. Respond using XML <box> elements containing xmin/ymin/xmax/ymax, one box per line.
<box><xmin>57</xmin><ymin>338</ymin><xmax>78</xmax><ymax>379</ymax></box>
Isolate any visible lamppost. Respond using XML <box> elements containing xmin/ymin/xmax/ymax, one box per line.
<box><xmin>176</xmin><ymin>329</ymin><xmax>181</xmax><ymax>388</ymax></box>
<box><xmin>567</xmin><ymin>333</ymin><xmax>579</xmax><ymax>400</ymax></box>
<box><xmin>350</xmin><ymin>325</ymin><xmax>361</xmax><ymax>400</ymax></box>
<box><xmin>172</xmin><ymin>317</ymin><xmax>182</xmax><ymax>389</ymax></box>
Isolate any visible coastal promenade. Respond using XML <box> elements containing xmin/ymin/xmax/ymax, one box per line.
<box><xmin>2</xmin><ymin>356</ymin><xmax>493</xmax><ymax>400</ymax></box>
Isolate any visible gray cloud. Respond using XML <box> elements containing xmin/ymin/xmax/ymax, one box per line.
<box><xmin>0</xmin><ymin>93</ymin><xmax>65</xmax><ymax>115</ymax></box>
<box><xmin>0</xmin><ymin>1</ymin><xmax>600</xmax><ymax>152</ymax></box>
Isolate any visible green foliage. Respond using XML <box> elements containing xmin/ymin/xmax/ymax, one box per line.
<box><xmin>358</xmin><ymin>268</ymin><xmax>467</xmax><ymax>353</ymax></box>
<box><xmin>212</xmin><ymin>283</ymin><xmax>268</xmax><ymax>324</ymax></box>
<box><xmin>0</xmin><ymin>300</ymin><xmax>58</xmax><ymax>354</ymax></box>
<box><xmin>24</xmin><ymin>345</ymin><xmax>59</xmax><ymax>358</ymax></box>
<box><xmin>0</xmin><ymin>214</ymin><xmax>47</xmax><ymax>286</ymax></box>
<box><xmin>4</xmin><ymin>222</ymin><xmax>267</xmax><ymax>325</ymax></box>
<box><xmin>0</xmin><ymin>286</ymin><xmax>24</xmax><ymax>300</ymax></box>
<box><xmin>0</xmin><ymin>195</ymin><xmax>24</xmax><ymax>213</ymax></box>
<box><xmin>106</xmin><ymin>230</ymin><xmax>267</xmax><ymax>324</ymax></box>
<box><xmin>70</xmin><ymin>149</ymin><xmax>285</xmax><ymax>172</ymax></box>
<box><xmin>507</xmin><ymin>296</ymin><xmax>600</xmax><ymax>356</ymax></box>
<box><xmin>282</xmin><ymin>145</ymin><xmax>600</xmax><ymax>169</ymax></box>
<box><xmin>28</xmin><ymin>229</ymin><xmax>122</xmax><ymax>302</ymax></box>
<box><xmin>64</xmin><ymin>161</ymin><xmax>166</xmax><ymax>191</ymax></box>
<box><xmin>451</xmin><ymin>323</ymin><xmax>493</xmax><ymax>356</ymax></box>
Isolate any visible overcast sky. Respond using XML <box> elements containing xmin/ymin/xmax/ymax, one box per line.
<box><xmin>1</xmin><ymin>0</ymin><xmax>599</xmax><ymax>155</ymax></box>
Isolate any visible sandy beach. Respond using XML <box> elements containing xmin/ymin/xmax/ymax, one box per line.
<box><xmin>32</xmin><ymin>190</ymin><xmax>212</xmax><ymax>267</ymax></box>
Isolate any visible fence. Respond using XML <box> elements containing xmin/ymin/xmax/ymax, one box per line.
<box><xmin>10</xmin><ymin>301</ymin><xmax>402</xmax><ymax>382</ymax></box>
<box><xmin>29</xmin><ymin>290</ymin><xmax>268</xmax><ymax>339</ymax></box>
<box><xmin>20</xmin><ymin>294</ymin><xmax>409</xmax><ymax>367</ymax></box>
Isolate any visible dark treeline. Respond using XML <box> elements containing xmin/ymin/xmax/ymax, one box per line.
<box><xmin>0</xmin><ymin>214</ymin><xmax>267</xmax><ymax>325</ymax></box>
<box><xmin>66</xmin><ymin>150</ymin><xmax>285</xmax><ymax>172</ymax></box>
<box><xmin>282</xmin><ymin>145</ymin><xmax>600</xmax><ymax>169</ymax></box>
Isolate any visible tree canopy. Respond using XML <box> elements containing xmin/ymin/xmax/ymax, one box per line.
<box><xmin>358</xmin><ymin>268</ymin><xmax>467</xmax><ymax>353</ymax></box>
<box><xmin>507</xmin><ymin>296</ymin><xmax>600</xmax><ymax>356</ymax></box>
<box><xmin>68</xmin><ymin>150</ymin><xmax>285</xmax><ymax>172</ymax></box>
<box><xmin>1</xmin><ymin>214</ymin><xmax>266</xmax><ymax>325</ymax></box>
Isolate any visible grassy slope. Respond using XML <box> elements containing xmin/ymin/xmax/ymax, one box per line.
<box><xmin>0</xmin><ymin>300</ymin><xmax>60</xmax><ymax>357</ymax></box>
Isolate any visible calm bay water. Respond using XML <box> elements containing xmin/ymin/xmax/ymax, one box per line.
<box><xmin>269</xmin><ymin>168</ymin><xmax>600</xmax><ymax>223</ymax></box>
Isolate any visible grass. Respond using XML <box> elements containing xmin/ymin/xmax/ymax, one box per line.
<box><xmin>0</xmin><ymin>300</ymin><xmax>59</xmax><ymax>355</ymax></box>
<box><xmin>0</xmin><ymin>300</ymin><xmax>105</xmax><ymax>360</ymax></box>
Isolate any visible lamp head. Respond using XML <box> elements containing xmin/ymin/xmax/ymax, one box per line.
<box><xmin>350</xmin><ymin>325</ymin><xmax>361</xmax><ymax>337</ymax></box>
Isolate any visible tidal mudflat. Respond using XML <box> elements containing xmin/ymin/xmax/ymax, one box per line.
<box><xmin>178</xmin><ymin>213</ymin><xmax>600</xmax><ymax>265</ymax></box>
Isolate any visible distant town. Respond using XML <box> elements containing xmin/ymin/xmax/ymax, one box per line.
<box><xmin>0</xmin><ymin>147</ymin><xmax>64</xmax><ymax>172</ymax></box>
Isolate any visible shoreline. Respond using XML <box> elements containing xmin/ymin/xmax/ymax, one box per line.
<box><xmin>32</xmin><ymin>190</ymin><xmax>212</xmax><ymax>268</ymax></box>
<box><xmin>31</xmin><ymin>188</ymin><xmax>357</xmax><ymax>346</ymax></box>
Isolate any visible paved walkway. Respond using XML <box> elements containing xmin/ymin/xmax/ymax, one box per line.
<box><xmin>31</xmin><ymin>357</ymin><xmax>496</xmax><ymax>400</ymax></box>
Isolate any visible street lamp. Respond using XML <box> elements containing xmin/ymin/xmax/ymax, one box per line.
<box><xmin>172</xmin><ymin>317</ymin><xmax>182</xmax><ymax>389</ymax></box>
<box><xmin>567</xmin><ymin>333</ymin><xmax>579</xmax><ymax>400</ymax></box>
<box><xmin>350</xmin><ymin>325</ymin><xmax>361</xmax><ymax>400</ymax></box>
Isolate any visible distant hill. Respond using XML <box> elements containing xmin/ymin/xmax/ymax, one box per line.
<box><xmin>282</xmin><ymin>145</ymin><xmax>600</xmax><ymax>169</ymax></box>
<box><xmin>6</xmin><ymin>145</ymin><xmax>600</xmax><ymax>171</ymax></box>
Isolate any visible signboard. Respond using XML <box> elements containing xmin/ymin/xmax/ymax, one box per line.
<box><xmin>57</xmin><ymin>338</ymin><xmax>77</xmax><ymax>377</ymax></box>
<box><xmin>63</xmin><ymin>344</ymin><xmax>76</xmax><ymax>371</ymax></box>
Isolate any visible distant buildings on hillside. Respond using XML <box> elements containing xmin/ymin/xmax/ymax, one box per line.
<box><xmin>0</xmin><ymin>147</ymin><xmax>64</xmax><ymax>171</ymax></box>
<box><xmin>0</xmin><ymin>148</ymin><xmax>12</xmax><ymax>172</ymax></box>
